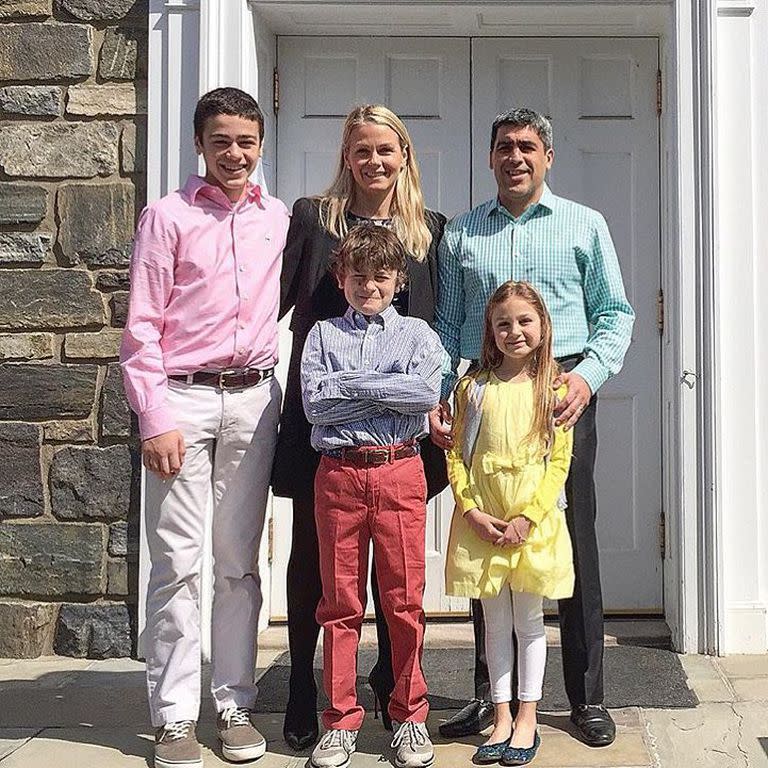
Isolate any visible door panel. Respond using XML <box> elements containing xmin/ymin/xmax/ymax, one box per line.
<box><xmin>273</xmin><ymin>36</ymin><xmax>471</xmax><ymax>619</ymax></box>
<box><xmin>473</xmin><ymin>38</ymin><xmax>662</xmax><ymax>611</ymax></box>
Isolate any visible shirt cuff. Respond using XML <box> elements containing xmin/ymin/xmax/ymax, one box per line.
<box><xmin>139</xmin><ymin>406</ymin><xmax>177</xmax><ymax>441</ymax></box>
<box><xmin>572</xmin><ymin>356</ymin><xmax>609</xmax><ymax>394</ymax></box>
<box><xmin>520</xmin><ymin>502</ymin><xmax>546</xmax><ymax>526</ymax></box>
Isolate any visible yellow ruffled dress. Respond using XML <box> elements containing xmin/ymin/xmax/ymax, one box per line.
<box><xmin>444</xmin><ymin>374</ymin><xmax>575</xmax><ymax>600</ymax></box>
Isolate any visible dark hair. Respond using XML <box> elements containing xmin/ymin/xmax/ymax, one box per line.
<box><xmin>490</xmin><ymin>108</ymin><xmax>553</xmax><ymax>152</ymax></box>
<box><xmin>193</xmin><ymin>87</ymin><xmax>265</xmax><ymax>142</ymax></box>
<box><xmin>330</xmin><ymin>224</ymin><xmax>408</xmax><ymax>289</ymax></box>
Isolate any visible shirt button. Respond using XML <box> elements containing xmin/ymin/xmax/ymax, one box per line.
<box><xmin>239</xmin><ymin>347</ymin><xmax>246</xmax><ymax>354</ymax></box>
<box><xmin>242</xmin><ymin>294</ymin><xmax>249</xmax><ymax>301</ymax></box>
<box><xmin>239</xmin><ymin>266</ymin><xmax>245</xmax><ymax>273</ymax></box>
<box><xmin>239</xmin><ymin>323</ymin><xmax>245</xmax><ymax>330</ymax></box>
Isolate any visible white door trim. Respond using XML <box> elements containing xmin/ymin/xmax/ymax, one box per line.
<box><xmin>144</xmin><ymin>0</ymin><xmax>723</xmax><ymax>653</ymax></box>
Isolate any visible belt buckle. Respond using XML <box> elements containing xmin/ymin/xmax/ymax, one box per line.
<box><xmin>366</xmin><ymin>447</ymin><xmax>390</xmax><ymax>465</ymax></box>
<box><xmin>218</xmin><ymin>369</ymin><xmax>241</xmax><ymax>390</ymax></box>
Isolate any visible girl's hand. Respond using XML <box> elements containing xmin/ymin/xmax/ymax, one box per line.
<box><xmin>499</xmin><ymin>516</ymin><xmax>533</xmax><ymax>547</ymax></box>
<box><xmin>464</xmin><ymin>508</ymin><xmax>506</xmax><ymax>544</ymax></box>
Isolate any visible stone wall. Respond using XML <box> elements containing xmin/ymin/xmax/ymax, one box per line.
<box><xmin>0</xmin><ymin>0</ymin><xmax>147</xmax><ymax>658</ymax></box>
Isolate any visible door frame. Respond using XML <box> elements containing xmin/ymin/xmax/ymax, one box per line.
<box><xmin>144</xmin><ymin>0</ymin><xmax>724</xmax><ymax>654</ymax></box>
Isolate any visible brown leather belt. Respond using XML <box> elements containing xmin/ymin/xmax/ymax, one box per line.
<box><xmin>169</xmin><ymin>367</ymin><xmax>274</xmax><ymax>390</ymax></box>
<box><xmin>332</xmin><ymin>443</ymin><xmax>420</xmax><ymax>467</ymax></box>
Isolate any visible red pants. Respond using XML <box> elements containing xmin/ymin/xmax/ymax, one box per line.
<box><xmin>314</xmin><ymin>454</ymin><xmax>429</xmax><ymax>730</ymax></box>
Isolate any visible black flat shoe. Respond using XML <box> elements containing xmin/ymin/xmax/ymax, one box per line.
<box><xmin>570</xmin><ymin>704</ymin><xmax>616</xmax><ymax>747</ymax></box>
<box><xmin>438</xmin><ymin>698</ymin><xmax>495</xmax><ymax>738</ymax></box>
<box><xmin>368</xmin><ymin>669</ymin><xmax>394</xmax><ymax>731</ymax></box>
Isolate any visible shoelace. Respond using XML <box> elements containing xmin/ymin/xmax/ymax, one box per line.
<box><xmin>161</xmin><ymin>720</ymin><xmax>195</xmax><ymax>742</ymax></box>
<box><xmin>391</xmin><ymin>721</ymin><xmax>427</xmax><ymax>750</ymax></box>
<box><xmin>220</xmin><ymin>707</ymin><xmax>251</xmax><ymax>728</ymax></box>
<box><xmin>318</xmin><ymin>729</ymin><xmax>354</xmax><ymax>750</ymax></box>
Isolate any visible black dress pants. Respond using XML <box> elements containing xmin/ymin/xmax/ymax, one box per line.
<box><xmin>471</xmin><ymin>364</ymin><xmax>604</xmax><ymax>706</ymax></box>
<box><xmin>285</xmin><ymin>492</ymin><xmax>394</xmax><ymax>707</ymax></box>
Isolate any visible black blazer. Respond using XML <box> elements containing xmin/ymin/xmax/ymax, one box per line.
<box><xmin>271</xmin><ymin>196</ymin><xmax>448</xmax><ymax>500</ymax></box>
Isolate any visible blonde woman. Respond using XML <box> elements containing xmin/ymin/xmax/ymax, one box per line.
<box><xmin>272</xmin><ymin>105</ymin><xmax>447</xmax><ymax>752</ymax></box>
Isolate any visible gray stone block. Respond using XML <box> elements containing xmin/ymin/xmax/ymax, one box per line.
<box><xmin>0</xmin><ymin>423</ymin><xmax>43</xmax><ymax>519</ymax></box>
<box><xmin>0</xmin><ymin>522</ymin><xmax>105</xmax><ymax>596</ymax></box>
<box><xmin>110</xmin><ymin>291</ymin><xmax>128</xmax><ymax>327</ymax></box>
<box><xmin>0</xmin><ymin>232</ymin><xmax>52</xmax><ymax>265</ymax></box>
<box><xmin>0</xmin><ymin>86</ymin><xmax>63</xmax><ymax>116</ymax></box>
<box><xmin>108</xmin><ymin>521</ymin><xmax>127</xmax><ymax>556</ymax></box>
<box><xmin>0</xmin><ymin>122</ymin><xmax>118</xmax><ymax>179</ymax></box>
<box><xmin>0</xmin><ymin>270</ymin><xmax>104</xmax><ymax>330</ymax></box>
<box><xmin>64</xmin><ymin>329</ymin><xmax>122</xmax><ymax>359</ymax></box>
<box><xmin>95</xmin><ymin>271</ymin><xmax>130</xmax><ymax>292</ymax></box>
<box><xmin>58</xmin><ymin>0</ymin><xmax>139</xmax><ymax>21</ymax></box>
<box><xmin>56</xmin><ymin>183</ymin><xmax>134</xmax><ymax>267</ymax></box>
<box><xmin>0</xmin><ymin>363</ymin><xmax>98</xmax><ymax>420</ymax></box>
<box><xmin>0</xmin><ymin>601</ymin><xmax>57</xmax><ymax>658</ymax></box>
<box><xmin>0</xmin><ymin>23</ymin><xmax>93</xmax><ymax>81</ymax></box>
<box><xmin>99</xmin><ymin>27</ymin><xmax>138</xmax><ymax>80</ymax></box>
<box><xmin>43</xmin><ymin>418</ymin><xmax>95</xmax><ymax>443</ymax></box>
<box><xmin>67</xmin><ymin>83</ymin><xmax>143</xmax><ymax>116</ymax></box>
<box><xmin>106</xmin><ymin>560</ymin><xmax>128</xmax><ymax>596</ymax></box>
<box><xmin>101</xmin><ymin>364</ymin><xmax>131</xmax><ymax>438</ymax></box>
<box><xmin>0</xmin><ymin>333</ymin><xmax>54</xmax><ymax>361</ymax></box>
<box><xmin>50</xmin><ymin>445</ymin><xmax>133</xmax><ymax>520</ymax></box>
<box><xmin>0</xmin><ymin>183</ymin><xmax>47</xmax><ymax>226</ymax></box>
<box><xmin>0</xmin><ymin>1</ymin><xmax>52</xmax><ymax>17</ymax></box>
<box><xmin>54</xmin><ymin>603</ymin><xmax>131</xmax><ymax>658</ymax></box>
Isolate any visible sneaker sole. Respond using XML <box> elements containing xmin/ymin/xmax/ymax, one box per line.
<box><xmin>394</xmin><ymin>755</ymin><xmax>435</xmax><ymax>768</ymax></box>
<box><xmin>220</xmin><ymin>739</ymin><xmax>267</xmax><ymax>762</ymax></box>
<box><xmin>154</xmin><ymin>757</ymin><xmax>203</xmax><ymax>768</ymax></box>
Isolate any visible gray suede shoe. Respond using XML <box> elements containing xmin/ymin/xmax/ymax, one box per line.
<box><xmin>154</xmin><ymin>721</ymin><xmax>203</xmax><ymax>768</ymax></box>
<box><xmin>216</xmin><ymin>707</ymin><xmax>267</xmax><ymax>762</ymax></box>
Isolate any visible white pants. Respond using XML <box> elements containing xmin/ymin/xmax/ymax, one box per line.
<box><xmin>142</xmin><ymin>376</ymin><xmax>280</xmax><ymax>726</ymax></box>
<box><xmin>481</xmin><ymin>587</ymin><xmax>546</xmax><ymax>703</ymax></box>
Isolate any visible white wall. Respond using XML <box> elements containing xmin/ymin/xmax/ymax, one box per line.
<box><xmin>715</xmin><ymin>0</ymin><xmax>768</xmax><ymax>653</ymax></box>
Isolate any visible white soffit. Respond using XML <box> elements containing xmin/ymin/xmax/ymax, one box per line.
<box><xmin>251</xmin><ymin>2</ymin><xmax>671</xmax><ymax>36</ymax></box>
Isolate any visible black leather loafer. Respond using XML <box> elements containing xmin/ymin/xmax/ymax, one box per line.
<box><xmin>439</xmin><ymin>698</ymin><xmax>495</xmax><ymax>738</ymax></box>
<box><xmin>283</xmin><ymin>697</ymin><xmax>319</xmax><ymax>751</ymax></box>
<box><xmin>570</xmin><ymin>704</ymin><xmax>616</xmax><ymax>747</ymax></box>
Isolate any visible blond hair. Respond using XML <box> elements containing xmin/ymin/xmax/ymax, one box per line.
<box><xmin>317</xmin><ymin>105</ymin><xmax>431</xmax><ymax>262</ymax></box>
<box><xmin>479</xmin><ymin>281</ymin><xmax>561</xmax><ymax>452</ymax></box>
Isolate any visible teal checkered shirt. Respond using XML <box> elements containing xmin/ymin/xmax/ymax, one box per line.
<box><xmin>435</xmin><ymin>185</ymin><xmax>634</xmax><ymax>399</ymax></box>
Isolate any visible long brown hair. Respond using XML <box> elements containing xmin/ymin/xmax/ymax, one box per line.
<box><xmin>317</xmin><ymin>105</ymin><xmax>431</xmax><ymax>261</ymax></box>
<box><xmin>479</xmin><ymin>281</ymin><xmax>560</xmax><ymax>451</ymax></box>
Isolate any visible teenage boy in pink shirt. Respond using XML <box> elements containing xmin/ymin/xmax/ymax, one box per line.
<box><xmin>120</xmin><ymin>88</ymin><xmax>289</xmax><ymax>768</ymax></box>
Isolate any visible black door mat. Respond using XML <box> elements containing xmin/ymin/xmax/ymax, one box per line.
<box><xmin>254</xmin><ymin>646</ymin><xmax>698</xmax><ymax>713</ymax></box>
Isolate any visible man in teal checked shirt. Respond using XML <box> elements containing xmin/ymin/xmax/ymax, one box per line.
<box><xmin>432</xmin><ymin>108</ymin><xmax>634</xmax><ymax>747</ymax></box>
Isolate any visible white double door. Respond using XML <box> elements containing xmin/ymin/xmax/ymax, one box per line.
<box><xmin>272</xmin><ymin>36</ymin><xmax>661</xmax><ymax>615</ymax></box>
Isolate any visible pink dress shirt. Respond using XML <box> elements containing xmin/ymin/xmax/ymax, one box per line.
<box><xmin>120</xmin><ymin>175</ymin><xmax>290</xmax><ymax>439</ymax></box>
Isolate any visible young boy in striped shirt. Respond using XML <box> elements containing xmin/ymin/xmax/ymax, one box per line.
<box><xmin>300</xmin><ymin>225</ymin><xmax>443</xmax><ymax>768</ymax></box>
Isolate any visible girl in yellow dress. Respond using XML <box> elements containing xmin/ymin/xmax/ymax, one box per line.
<box><xmin>444</xmin><ymin>281</ymin><xmax>574</xmax><ymax>766</ymax></box>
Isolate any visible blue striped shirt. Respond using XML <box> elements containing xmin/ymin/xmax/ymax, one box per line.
<box><xmin>301</xmin><ymin>304</ymin><xmax>443</xmax><ymax>452</ymax></box>
<box><xmin>435</xmin><ymin>185</ymin><xmax>635</xmax><ymax>398</ymax></box>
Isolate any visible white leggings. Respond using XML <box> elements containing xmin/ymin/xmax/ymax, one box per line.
<box><xmin>481</xmin><ymin>588</ymin><xmax>546</xmax><ymax>703</ymax></box>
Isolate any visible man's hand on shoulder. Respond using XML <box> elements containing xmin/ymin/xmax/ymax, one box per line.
<box><xmin>142</xmin><ymin>429</ymin><xmax>186</xmax><ymax>480</ymax></box>
<box><xmin>553</xmin><ymin>371</ymin><xmax>592</xmax><ymax>431</ymax></box>
<box><xmin>429</xmin><ymin>399</ymin><xmax>453</xmax><ymax>450</ymax></box>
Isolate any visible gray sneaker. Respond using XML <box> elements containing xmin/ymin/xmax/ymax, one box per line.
<box><xmin>391</xmin><ymin>721</ymin><xmax>434</xmax><ymax>768</ymax></box>
<box><xmin>154</xmin><ymin>720</ymin><xmax>203</xmax><ymax>768</ymax></box>
<box><xmin>310</xmin><ymin>728</ymin><xmax>358</xmax><ymax>768</ymax></box>
<box><xmin>216</xmin><ymin>707</ymin><xmax>267</xmax><ymax>762</ymax></box>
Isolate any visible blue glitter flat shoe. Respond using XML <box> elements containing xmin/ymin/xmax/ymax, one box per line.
<box><xmin>472</xmin><ymin>737</ymin><xmax>511</xmax><ymax>765</ymax></box>
<box><xmin>500</xmin><ymin>731</ymin><xmax>540</xmax><ymax>766</ymax></box>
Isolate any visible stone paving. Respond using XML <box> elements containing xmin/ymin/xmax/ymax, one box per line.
<box><xmin>0</xmin><ymin>624</ymin><xmax>766</xmax><ymax>767</ymax></box>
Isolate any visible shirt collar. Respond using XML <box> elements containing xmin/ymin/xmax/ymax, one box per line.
<box><xmin>182</xmin><ymin>174</ymin><xmax>263</xmax><ymax>208</ymax></box>
<box><xmin>484</xmin><ymin>183</ymin><xmax>555</xmax><ymax>221</ymax></box>
<box><xmin>344</xmin><ymin>303</ymin><xmax>399</xmax><ymax>329</ymax></box>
